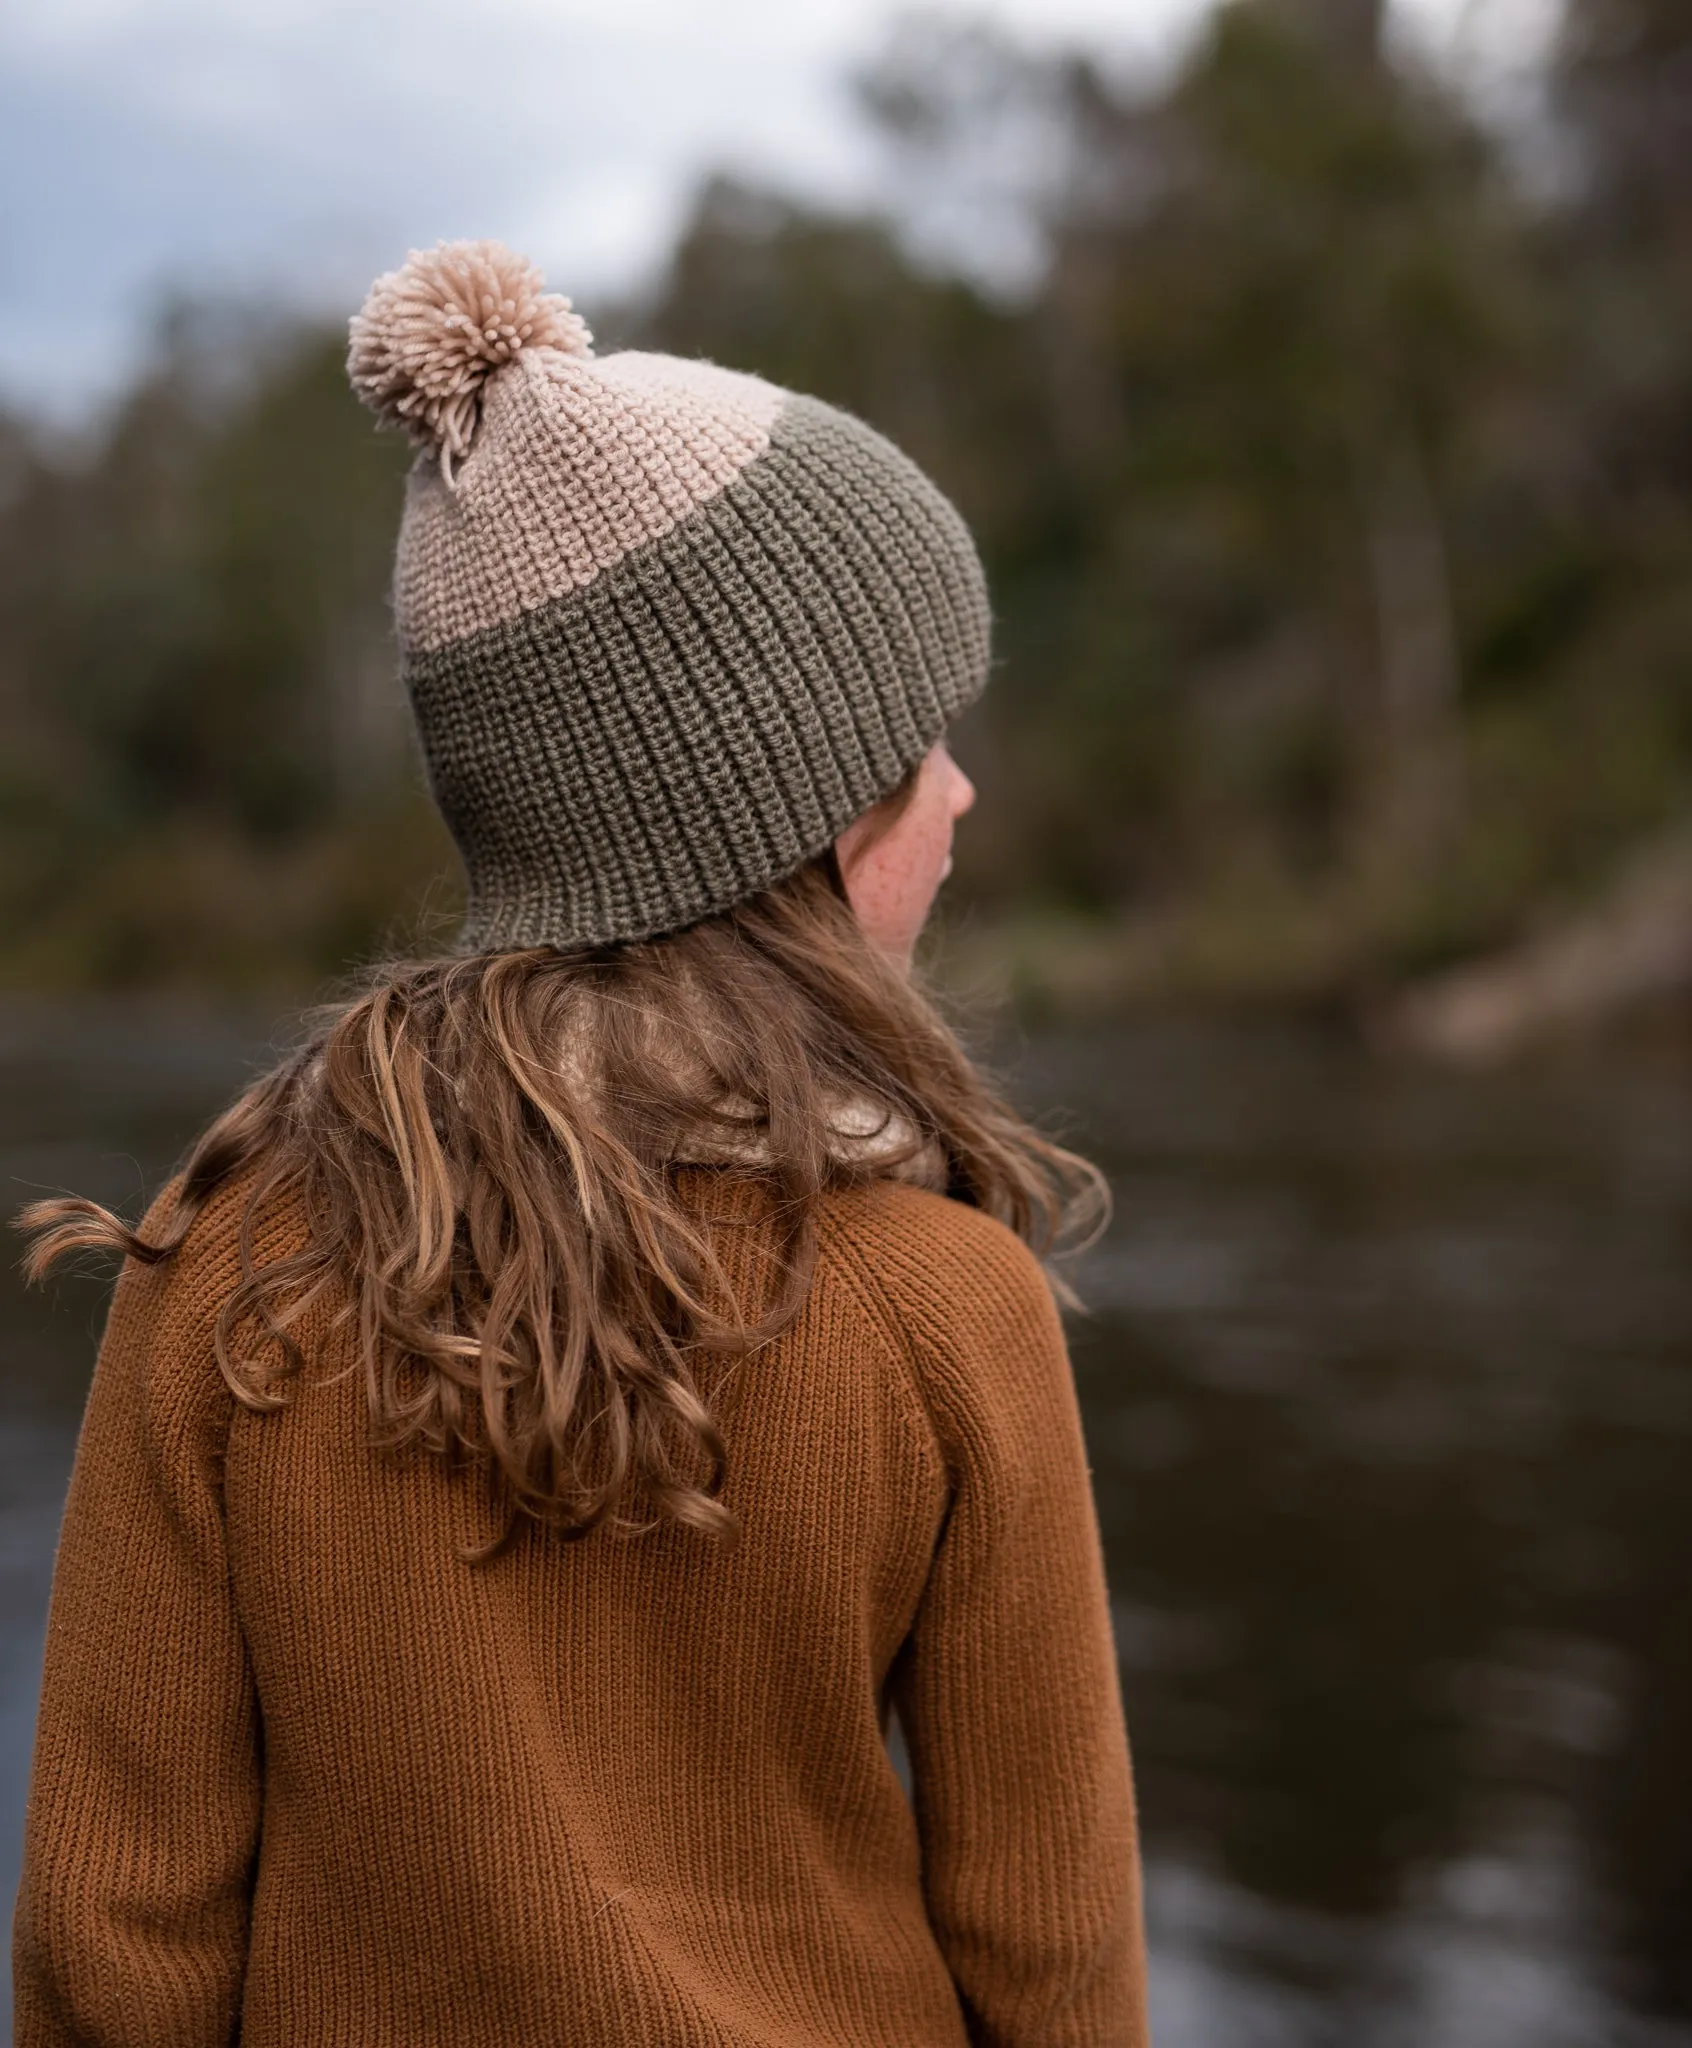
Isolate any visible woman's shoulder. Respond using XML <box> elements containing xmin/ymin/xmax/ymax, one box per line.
<box><xmin>815</xmin><ymin>1182</ymin><xmax>1079</xmax><ymax>1492</ymax></box>
<box><xmin>816</xmin><ymin>1180</ymin><xmax>1063</xmax><ymax>1362</ymax></box>
<box><xmin>98</xmin><ymin>1167</ymin><xmax>306</xmax><ymax>1406</ymax></box>
<box><xmin>127</xmin><ymin>1163</ymin><xmax>303</xmax><ymax>1297</ymax></box>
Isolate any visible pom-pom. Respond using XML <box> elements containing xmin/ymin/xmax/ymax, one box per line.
<box><xmin>347</xmin><ymin>240</ymin><xmax>592</xmax><ymax>479</ymax></box>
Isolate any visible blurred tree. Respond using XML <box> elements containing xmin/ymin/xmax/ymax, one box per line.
<box><xmin>1559</xmin><ymin>0</ymin><xmax>1692</xmax><ymax>250</ymax></box>
<box><xmin>4</xmin><ymin>0</ymin><xmax>1692</xmax><ymax>1010</ymax></box>
<box><xmin>0</xmin><ymin>310</ymin><xmax>451</xmax><ymax>992</ymax></box>
<box><xmin>843</xmin><ymin>5</ymin><xmax>1540</xmax><ymax>916</ymax></box>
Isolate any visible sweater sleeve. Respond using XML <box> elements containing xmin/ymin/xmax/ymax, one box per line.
<box><xmin>14</xmin><ymin>1216</ymin><xmax>261</xmax><ymax>2047</ymax></box>
<box><xmin>881</xmin><ymin>1198</ymin><xmax>1148</xmax><ymax>2047</ymax></box>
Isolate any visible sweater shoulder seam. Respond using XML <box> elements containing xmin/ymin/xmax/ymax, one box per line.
<box><xmin>814</xmin><ymin>1199</ymin><xmax>951</xmax><ymax>1483</ymax></box>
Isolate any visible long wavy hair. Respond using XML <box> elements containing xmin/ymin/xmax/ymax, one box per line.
<box><xmin>18</xmin><ymin>832</ymin><xmax>1106</xmax><ymax>1559</ymax></box>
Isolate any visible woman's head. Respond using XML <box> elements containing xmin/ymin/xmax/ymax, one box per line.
<box><xmin>348</xmin><ymin>239</ymin><xmax>992</xmax><ymax>961</ymax></box>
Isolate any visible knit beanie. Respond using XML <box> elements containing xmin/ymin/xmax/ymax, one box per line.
<box><xmin>346</xmin><ymin>240</ymin><xmax>991</xmax><ymax>953</ymax></box>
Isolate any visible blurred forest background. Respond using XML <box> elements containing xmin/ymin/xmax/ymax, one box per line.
<box><xmin>3</xmin><ymin>0</ymin><xmax>1689</xmax><ymax>1034</ymax></box>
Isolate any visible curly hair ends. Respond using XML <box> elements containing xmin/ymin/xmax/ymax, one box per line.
<box><xmin>16</xmin><ymin>851</ymin><xmax>1107</xmax><ymax>1561</ymax></box>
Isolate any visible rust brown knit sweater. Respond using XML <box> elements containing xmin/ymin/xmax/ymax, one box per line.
<box><xmin>15</xmin><ymin>1169</ymin><xmax>1146</xmax><ymax>2046</ymax></box>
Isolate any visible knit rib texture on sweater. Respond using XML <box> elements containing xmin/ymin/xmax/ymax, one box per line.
<box><xmin>348</xmin><ymin>243</ymin><xmax>994</xmax><ymax>952</ymax></box>
<box><xmin>15</xmin><ymin>1170</ymin><xmax>1147</xmax><ymax>2047</ymax></box>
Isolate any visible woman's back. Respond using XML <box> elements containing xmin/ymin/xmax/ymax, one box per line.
<box><xmin>21</xmin><ymin>1167</ymin><xmax>1138</xmax><ymax>2045</ymax></box>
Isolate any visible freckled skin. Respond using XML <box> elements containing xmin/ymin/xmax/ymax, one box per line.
<box><xmin>835</xmin><ymin>742</ymin><xmax>977</xmax><ymax>967</ymax></box>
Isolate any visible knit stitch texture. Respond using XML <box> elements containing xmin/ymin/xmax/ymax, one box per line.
<box><xmin>15</xmin><ymin>1170</ymin><xmax>1147</xmax><ymax>2046</ymax></box>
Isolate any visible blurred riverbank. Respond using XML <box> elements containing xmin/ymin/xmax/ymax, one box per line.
<box><xmin>10</xmin><ymin>819</ymin><xmax>1692</xmax><ymax>1066</ymax></box>
<box><xmin>936</xmin><ymin>833</ymin><xmax>1692</xmax><ymax>1060</ymax></box>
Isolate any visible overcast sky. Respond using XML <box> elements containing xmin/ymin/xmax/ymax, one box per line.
<box><xmin>2</xmin><ymin>0</ymin><xmax>1557</xmax><ymax>424</ymax></box>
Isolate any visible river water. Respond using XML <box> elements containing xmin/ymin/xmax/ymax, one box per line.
<box><xmin>3</xmin><ymin>1002</ymin><xmax>1690</xmax><ymax>2045</ymax></box>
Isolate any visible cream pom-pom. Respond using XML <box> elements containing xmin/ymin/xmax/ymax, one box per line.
<box><xmin>348</xmin><ymin>239</ymin><xmax>592</xmax><ymax>479</ymax></box>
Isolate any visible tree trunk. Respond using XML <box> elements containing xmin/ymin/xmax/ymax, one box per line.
<box><xmin>1361</xmin><ymin>426</ymin><xmax>1464</xmax><ymax>870</ymax></box>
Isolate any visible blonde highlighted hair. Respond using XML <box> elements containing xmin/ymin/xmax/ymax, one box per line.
<box><xmin>18</xmin><ymin>850</ymin><xmax>1105</xmax><ymax>1558</ymax></box>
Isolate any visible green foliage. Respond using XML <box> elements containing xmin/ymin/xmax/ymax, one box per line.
<box><xmin>3</xmin><ymin>0</ymin><xmax>1691</xmax><ymax>1004</ymax></box>
<box><xmin>0</xmin><ymin>311</ymin><xmax>453</xmax><ymax>993</ymax></box>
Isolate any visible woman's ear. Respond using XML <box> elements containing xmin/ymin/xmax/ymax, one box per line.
<box><xmin>833</xmin><ymin>744</ymin><xmax>966</xmax><ymax>965</ymax></box>
<box><xmin>836</xmin><ymin>761</ymin><xmax>923</xmax><ymax>880</ymax></box>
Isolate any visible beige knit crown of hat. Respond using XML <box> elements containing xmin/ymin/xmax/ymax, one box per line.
<box><xmin>349</xmin><ymin>239</ymin><xmax>991</xmax><ymax>953</ymax></box>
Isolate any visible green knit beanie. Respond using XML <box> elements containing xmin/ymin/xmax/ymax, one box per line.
<box><xmin>347</xmin><ymin>239</ymin><xmax>991</xmax><ymax>953</ymax></box>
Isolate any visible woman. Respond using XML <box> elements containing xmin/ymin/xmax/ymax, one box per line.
<box><xmin>14</xmin><ymin>241</ymin><xmax>1147</xmax><ymax>2046</ymax></box>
